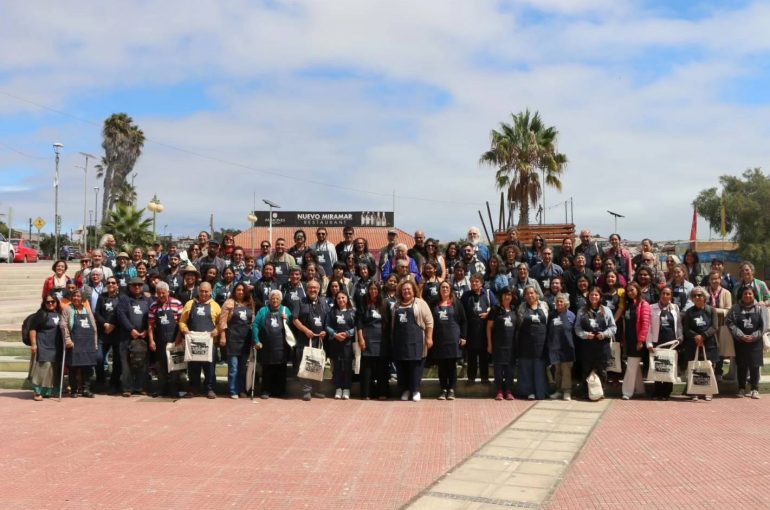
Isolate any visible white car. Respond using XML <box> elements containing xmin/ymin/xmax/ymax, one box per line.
<box><xmin>0</xmin><ymin>233</ymin><xmax>13</xmax><ymax>262</ymax></box>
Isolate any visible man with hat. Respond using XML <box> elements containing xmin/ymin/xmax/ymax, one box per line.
<box><xmin>116</xmin><ymin>277</ymin><xmax>152</xmax><ymax>396</ymax></box>
<box><xmin>379</xmin><ymin>228</ymin><xmax>398</xmax><ymax>277</ymax></box>
<box><xmin>195</xmin><ymin>239</ymin><xmax>227</xmax><ymax>277</ymax></box>
<box><xmin>175</xmin><ymin>264</ymin><xmax>200</xmax><ymax>303</ymax></box>
<box><xmin>113</xmin><ymin>251</ymin><xmax>137</xmax><ymax>292</ymax></box>
<box><xmin>178</xmin><ymin>282</ymin><xmax>222</xmax><ymax>399</ymax></box>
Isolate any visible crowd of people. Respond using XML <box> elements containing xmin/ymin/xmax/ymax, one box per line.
<box><xmin>27</xmin><ymin>226</ymin><xmax>770</xmax><ymax>403</ymax></box>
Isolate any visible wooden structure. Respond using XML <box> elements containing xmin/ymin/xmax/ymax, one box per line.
<box><xmin>494</xmin><ymin>223</ymin><xmax>576</xmax><ymax>248</ymax></box>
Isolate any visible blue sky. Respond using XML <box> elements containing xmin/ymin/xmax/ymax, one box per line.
<box><xmin>1</xmin><ymin>0</ymin><xmax>769</xmax><ymax>243</ymax></box>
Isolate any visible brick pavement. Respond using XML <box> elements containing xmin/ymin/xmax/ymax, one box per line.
<box><xmin>547</xmin><ymin>396</ymin><xmax>770</xmax><ymax>509</ymax></box>
<box><xmin>0</xmin><ymin>390</ymin><xmax>531</xmax><ymax>510</ymax></box>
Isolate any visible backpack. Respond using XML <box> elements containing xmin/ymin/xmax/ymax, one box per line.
<box><xmin>21</xmin><ymin>313</ymin><xmax>36</xmax><ymax>346</ymax></box>
<box><xmin>128</xmin><ymin>339</ymin><xmax>149</xmax><ymax>370</ymax></box>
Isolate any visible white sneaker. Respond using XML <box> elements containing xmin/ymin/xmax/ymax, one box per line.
<box><xmin>401</xmin><ymin>390</ymin><xmax>410</xmax><ymax>401</ymax></box>
<box><xmin>621</xmin><ymin>395</ymin><xmax>630</xmax><ymax>400</ymax></box>
<box><xmin>549</xmin><ymin>391</ymin><xmax>562</xmax><ymax>400</ymax></box>
<box><xmin>738</xmin><ymin>389</ymin><xmax>747</xmax><ymax>398</ymax></box>
<box><xmin>411</xmin><ymin>392</ymin><xmax>421</xmax><ymax>402</ymax></box>
<box><xmin>334</xmin><ymin>388</ymin><xmax>342</xmax><ymax>400</ymax></box>
<box><xmin>230</xmin><ymin>394</ymin><xmax>239</xmax><ymax>399</ymax></box>
<box><xmin>527</xmin><ymin>394</ymin><xmax>535</xmax><ymax>400</ymax></box>
<box><xmin>751</xmin><ymin>390</ymin><xmax>760</xmax><ymax>399</ymax></box>
<box><xmin>562</xmin><ymin>392</ymin><xmax>571</xmax><ymax>401</ymax></box>
<box><xmin>342</xmin><ymin>389</ymin><xmax>350</xmax><ymax>400</ymax></box>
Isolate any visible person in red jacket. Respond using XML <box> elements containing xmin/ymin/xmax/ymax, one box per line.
<box><xmin>42</xmin><ymin>260</ymin><xmax>72</xmax><ymax>300</ymax></box>
<box><xmin>621</xmin><ymin>282</ymin><xmax>650</xmax><ymax>400</ymax></box>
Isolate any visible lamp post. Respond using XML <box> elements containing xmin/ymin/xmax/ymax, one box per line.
<box><xmin>78</xmin><ymin>152</ymin><xmax>96</xmax><ymax>253</ymax></box>
<box><xmin>93</xmin><ymin>187</ymin><xmax>99</xmax><ymax>248</ymax></box>
<box><xmin>147</xmin><ymin>194</ymin><xmax>164</xmax><ymax>240</ymax></box>
<box><xmin>607</xmin><ymin>210</ymin><xmax>625</xmax><ymax>235</ymax></box>
<box><xmin>247</xmin><ymin>211</ymin><xmax>258</xmax><ymax>255</ymax></box>
<box><xmin>262</xmin><ymin>199</ymin><xmax>280</xmax><ymax>248</ymax></box>
<box><xmin>53</xmin><ymin>143</ymin><xmax>63</xmax><ymax>259</ymax></box>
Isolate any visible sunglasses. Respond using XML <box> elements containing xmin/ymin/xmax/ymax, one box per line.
<box><xmin>45</xmin><ymin>300</ymin><xmax>56</xmax><ymax>304</ymax></box>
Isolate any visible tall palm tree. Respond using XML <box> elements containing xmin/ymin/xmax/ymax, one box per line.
<box><xmin>102</xmin><ymin>203</ymin><xmax>153</xmax><ymax>251</ymax></box>
<box><xmin>98</xmin><ymin>113</ymin><xmax>145</xmax><ymax>223</ymax></box>
<box><xmin>479</xmin><ymin>110</ymin><xmax>567</xmax><ymax>226</ymax></box>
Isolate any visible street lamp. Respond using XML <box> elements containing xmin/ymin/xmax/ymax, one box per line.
<box><xmin>262</xmin><ymin>198</ymin><xmax>280</xmax><ymax>248</ymax></box>
<box><xmin>93</xmin><ymin>187</ymin><xmax>99</xmax><ymax>248</ymax></box>
<box><xmin>607</xmin><ymin>210</ymin><xmax>625</xmax><ymax>235</ymax></box>
<box><xmin>53</xmin><ymin>142</ymin><xmax>63</xmax><ymax>259</ymax></box>
<box><xmin>78</xmin><ymin>152</ymin><xmax>96</xmax><ymax>253</ymax></box>
<box><xmin>247</xmin><ymin>211</ymin><xmax>258</xmax><ymax>255</ymax></box>
<box><xmin>147</xmin><ymin>194</ymin><xmax>164</xmax><ymax>240</ymax></box>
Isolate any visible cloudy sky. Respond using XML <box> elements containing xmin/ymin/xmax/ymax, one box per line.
<box><xmin>1</xmin><ymin>0</ymin><xmax>768</xmax><ymax>244</ymax></box>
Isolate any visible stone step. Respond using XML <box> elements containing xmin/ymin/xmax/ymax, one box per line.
<box><xmin>0</xmin><ymin>342</ymin><xmax>29</xmax><ymax>356</ymax></box>
<box><xmin>0</xmin><ymin>330</ymin><xmax>21</xmax><ymax>342</ymax></box>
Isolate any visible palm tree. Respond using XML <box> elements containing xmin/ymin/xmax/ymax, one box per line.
<box><xmin>97</xmin><ymin>113</ymin><xmax>145</xmax><ymax>223</ymax></box>
<box><xmin>114</xmin><ymin>181</ymin><xmax>138</xmax><ymax>207</ymax></box>
<box><xmin>479</xmin><ymin>110</ymin><xmax>567</xmax><ymax>226</ymax></box>
<box><xmin>102</xmin><ymin>203</ymin><xmax>154</xmax><ymax>252</ymax></box>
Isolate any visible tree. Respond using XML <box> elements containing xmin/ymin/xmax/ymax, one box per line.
<box><xmin>693</xmin><ymin>168</ymin><xmax>770</xmax><ymax>266</ymax></box>
<box><xmin>479</xmin><ymin>109</ymin><xmax>568</xmax><ymax>226</ymax></box>
<box><xmin>113</xmin><ymin>180</ymin><xmax>138</xmax><ymax>207</ymax></box>
<box><xmin>96</xmin><ymin>113</ymin><xmax>145</xmax><ymax>223</ymax></box>
<box><xmin>102</xmin><ymin>203</ymin><xmax>154</xmax><ymax>252</ymax></box>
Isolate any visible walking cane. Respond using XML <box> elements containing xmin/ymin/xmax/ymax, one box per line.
<box><xmin>58</xmin><ymin>340</ymin><xmax>67</xmax><ymax>402</ymax></box>
<box><xmin>250</xmin><ymin>347</ymin><xmax>258</xmax><ymax>400</ymax></box>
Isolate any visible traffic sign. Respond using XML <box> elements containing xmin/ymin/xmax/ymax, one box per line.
<box><xmin>33</xmin><ymin>217</ymin><xmax>46</xmax><ymax>230</ymax></box>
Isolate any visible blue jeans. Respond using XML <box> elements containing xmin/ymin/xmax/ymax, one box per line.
<box><xmin>517</xmin><ymin>358</ymin><xmax>547</xmax><ymax>399</ymax></box>
<box><xmin>188</xmin><ymin>361</ymin><xmax>216</xmax><ymax>393</ymax></box>
<box><xmin>227</xmin><ymin>354</ymin><xmax>248</xmax><ymax>396</ymax></box>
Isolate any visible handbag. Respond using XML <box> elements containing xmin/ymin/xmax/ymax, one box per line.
<box><xmin>686</xmin><ymin>345</ymin><xmax>719</xmax><ymax>395</ymax></box>
<box><xmin>763</xmin><ymin>332</ymin><xmax>770</xmax><ymax>354</ymax></box>
<box><xmin>284</xmin><ymin>319</ymin><xmax>297</xmax><ymax>348</ymax></box>
<box><xmin>166</xmin><ymin>342</ymin><xmax>187</xmax><ymax>372</ymax></box>
<box><xmin>297</xmin><ymin>337</ymin><xmax>326</xmax><ymax>381</ymax></box>
<box><xmin>586</xmin><ymin>370</ymin><xmax>604</xmax><ymax>401</ymax></box>
<box><xmin>352</xmin><ymin>340</ymin><xmax>361</xmax><ymax>375</ymax></box>
<box><xmin>184</xmin><ymin>331</ymin><xmax>214</xmax><ymax>363</ymax></box>
<box><xmin>607</xmin><ymin>337</ymin><xmax>622</xmax><ymax>373</ymax></box>
<box><xmin>649</xmin><ymin>340</ymin><xmax>678</xmax><ymax>384</ymax></box>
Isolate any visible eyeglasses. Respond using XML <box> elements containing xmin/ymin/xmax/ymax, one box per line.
<box><xmin>45</xmin><ymin>300</ymin><xmax>56</xmax><ymax>304</ymax></box>
<box><xmin>107</xmin><ymin>281</ymin><xmax>118</xmax><ymax>285</ymax></box>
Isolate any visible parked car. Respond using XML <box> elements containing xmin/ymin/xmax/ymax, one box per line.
<box><xmin>59</xmin><ymin>245</ymin><xmax>82</xmax><ymax>261</ymax></box>
<box><xmin>10</xmin><ymin>239</ymin><xmax>39</xmax><ymax>263</ymax></box>
<box><xmin>0</xmin><ymin>233</ymin><xmax>13</xmax><ymax>263</ymax></box>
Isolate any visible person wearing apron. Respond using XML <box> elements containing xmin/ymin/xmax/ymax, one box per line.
<box><xmin>94</xmin><ymin>277</ymin><xmax>122</xmax><ymax>392</ymax></box>
<box><xmin>352</xmin><ymin>265</ymin><xmax>374</xmax><ymax>311</ymax></box>
<box><xmin>357</xmin><ymin>281</ymin><xmax>389</xmax><ymax>400</ymax></box>
<box><xmin>388</xmin><ymin>280</ymin><xmax>433</xmax><ymax>402</ymax></box>
<box><xmin>546</xmin><ymin>293</ymin><xmax>576</xmax><ymax>401</ymax></box>
<box><xmin>461</xmin><ymin>275</ymin><xmax>497</xmax><ymax>384</ymax></box>
<box><xmin>621</xmin><ymin>283</ymin><xmax>651</xmax><ymax>400</ymax></box>
<box><xmin>420</xmin><ymin>262</ymin><xmax>441</xmax><ymax>308</ymax></box>
<box><xmin>179</xmin><ymin>282</ymin><xmax>222</xmax><ymax>399</ymax></box>
<box><xmin>487</xmin><ymin>288</ymin><xmax>517</xmax><ymax>400</ymax></box>
<box><xmin>214</xmin><ymin>267</ymin><xmax>237</xmax><ymax>306</ymax></box>
<box><xmin>646</xmin><ymin>288</ymin><xmax>682</xmax><ymax>400</ymax></box>
<box><xmin>265</xmin><ymin>238</ymin><xmax>297</xmax><ymax>287</ymax></box>
<box><xmin>683</xmin><ymin>287</ymin><xmax>719</xmax><ymax>401</ymax></box>
<box><xmin>325</xmin><ymin>292</ymin><xmax>356</xmax><ymax>400</ymax></box>
<box><xmin>117</xmin><ymin>278</ymin><xmax>152</xmax><ymax>396</ymax></box>
<box><xmin>220</xmin><ymin>283</ymin><xmax>254</xmax><ymax>398</ymax></box>
<box><xmin>292</xmin><ymin>280</ymin><xmax>330</xmax><ymax>400</ymax></box>
<box><xmin>42</xmin><ymin>260</ymin><xmax>71</xmax><ymax>300</ymax></box>
<box><xmin>311</xmin><ymin>228</ymin><xmax>337</xmax><ymax>277</ymax></box>
<box><xmin>148</xmin><ymin>282</ymin><xmax>184</xmax><ymax>397</ymax></box>
<box><xmin>516</xmin><ymin>286</ymin><xmax>549</xmax><ymax>400</ymax></box>
<box><xmin>669</xmin><ymin>264</ymin><xmax>694</xmax><ymax>311</ymax></box>
<box><xmin>253</xmin><ymin>290</ymin><xmax>290</xmax><ymax>398</ymax></box>
<box><xmin>29</xmin><ymin>296</ymin><xmax>64</xmax><ymax>400</ymax></box>
<box><xmin>574</xmin><ymin>287</ymin><xmax>618</xmax><ymax>399</ymax></box>
<box><xmin>431</xmin><ymin>281</ymin><xmax>467</xmax><ymax>400</ymax></box>
<box><xmin>61</xmin><ymin>290</ymin><xmax>98</xmax><ymax>398</ymax></box>
<box><xmin>254</xmin><ymin>263</ymin><xmax>279</xmax><ymax>310</ymax></box>
<box><xmin>726</xmin><ymin>285</ymin><xmax>766</xmax><ymax>399</ymax></box>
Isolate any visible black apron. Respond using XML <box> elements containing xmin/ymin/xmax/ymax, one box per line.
<box><xmin>658</xmin><ymin>308</ymin><xmax>676</xmax><ymax>343</ymax></box>
<box><xmin>422</xmin><ymin>281</ymin><xmax>440</xmax><ymax>307</ymax></box>
<box><xmin>624</xmin><ymin>303</ymin><xmax>639</xmax><ymax>354</ymax></box>
<box><xmin>36</xmin><ymin>312</ymin><xmax>62</xmax><ymax>363</ymax></box>
<box><xmin>67</xmin><ymin>307</ymin><xmax>97</xmax><ymax>367</ymax></box>
<box><xmin>359</xmin><ymin>305</ymin><xmax>384</xmax><ymax>358</ymax></box>
<box><xmin>154</xmin><ymin>304</ymin><xmax>179</xmax><ymax>352</ymax></box>
<box><xmin>733</xmin><ymin>305</ymin><xmax>764</xmax><ymax>366</ymax></box>
<box><xmin>98</xmin><ymin>294</ymin><xmax>121</xmax><ymax>345</ymax></box>
<box><xmin>491</xmin><ymin>307</ymin><xmax>516</xmax><ymax>365</ymax></box>
<box><xmin>547</xmin><ymin>310</ymin><xmax>574</xmax><ymax>364</ymax></box>
<box><xmin>166</xmin><ymin>272</ymin><xmax>183</xmax><ymax>293</ymax></box>
<box><xmin>188</xmin><ymin>301</ymin><xmax>215</xmax><ymax>332</ymax></box>
<box><xmin>465</xmin><ymin>291</ymin><xmax>491</xmax><ymax>350</ymax></box>
<box><xmin>260</xmin><ymin>308</ymin><xmax>286</xmax><ymax>365</ymax></box>
<box><xmin>671</xmin><ymin>283</ymin><xmax>688</xmax><ymax>310</ymax></box>
<box><xmin>684</xmin><ymin>306</ymin><xmax>718</xmax><ymax>363</ymax></box>
<box><xmin>215</xmin><ymin>282</ymin><xmax>235</xmax><ymax>306</ymax></box>
<box><xmin>272</xmin><ymin>259</ymin><xmax>290</xmax><ymax>286</ymax></box>
<box><xmin>391</xmin><ymin>304</ymin><xmax>423</xmax><ymax>361</ymax></box>
<box><xmin>124</xmin><ymin>296</ymin><xmax>149</xmax><ymax>340</ymax></box>
<box><xmin>227</xmin><ymin>305</ymin><xmax>253</xmax><ymax>357</ymax></box>
<box><xmin>326</xmin><ymin>308</ymin><xmax>355</xmax><ymax>361</ymax></box>
<box><xmin>517</xmin><ymin>306</ymin><xmax>547</xmax><ymax>360</ymax></box>
<box><xmin>314</xmin><ymin>243</ymin><xmax>334</xmax><ymax>276</ymax></box>
<box><xmin>353</xmin><ymin>279</ymin><xmax>371</xmax><ymax>311</ymax></box>
<box><xmin>579</xmin><ymin>307</ymin><xmax>610</xmax><ymax>366</ymax></box>
<box><xmin>283</xmin><ymin>283</ymin><xmax>307</xmax><ymax>311</ymax></box>
<box><xmin>432</xmin><ymin>304</ymin><xmax>462</xmax><ymax>360</ymax></box>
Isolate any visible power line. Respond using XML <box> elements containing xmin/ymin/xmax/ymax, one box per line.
<box><xmin>0</xmin><ymin>140</ymin><xmax>50</xmax><ymax>160</ymax></box>
<box><xmin>0</xmin><ymin>89</ymin><xmax>481</xmax><ymax>206</ymax></box>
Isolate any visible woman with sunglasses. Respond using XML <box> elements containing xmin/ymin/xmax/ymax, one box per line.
<box><xmin>29</xmin><ymin>295</ymin><xmax>64</xmax><ymax>400</ymax></box>
<box><xmin>527</xmin><ymin>236</ymin><xmax>548</xmax><ymax>268</ymax></box>
<box><xmin>94</xmin><ymin>277</ymin><xmax>123</xmax><ymax>392</ymax></box>
<box><xmin>682</xmin><ymin>287</ymin><xmax>719</xmax><ymax>401</ymax></box>
<box><xmin>288</xmin><ymin>230</ymin><xmax>309</xmax><ymax>263</ymax></box>
<box><xmin>443</xmin><ymin>242</ymin><xmax>461</xmax><ymax>277</ymax></box>
<box><xmin>60</xmin><ymin>289</ymin><xmax>98</xmax><ymax>398</ymax></box>
<box><xmin>423</xmin><ymin>238</ymin><xmax>446</xmax><ymax>281</ymax></box>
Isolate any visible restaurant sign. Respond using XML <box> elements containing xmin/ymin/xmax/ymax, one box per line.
<box><xmin>250</xmin><ymin>211</ymin><xmax>394</xmax><ymax>228</ymax></box>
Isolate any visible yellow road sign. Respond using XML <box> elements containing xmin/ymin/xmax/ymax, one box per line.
<box><xmin>33</xmin><ymin>217</ymin><xmax>46</xmax><ymax>230</ymax></box>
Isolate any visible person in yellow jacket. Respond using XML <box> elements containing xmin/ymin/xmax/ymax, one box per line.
<box><xmin>179</xmin><ymin>282</ymin><xmax>221</xmax><ymax>398</ymax></box>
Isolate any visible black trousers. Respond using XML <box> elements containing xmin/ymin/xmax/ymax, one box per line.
<box><xmin>396</xmin><ymin>360</ymin><xmax>423</xmax><ymax>394</ymax></box>
<box><xmin>652</xmin><ymin>381</ymin><xmax>673</xmax><ymax>398</ymax></box>
<box><xmin>466</xmin><ymin>346</ymin><xmax>489</xmax><ymax>382</ymax></box>
<box><xmin>360</xmin><ymin>356</ymin><xmax>389</xmax><ymax>399</ymax></box>
<box><xmin>736</xmin><ymin>362</ymin><xmax>760</xmax><ymax>391</ymax></box>
<box><xmin>262</xmin><ymin>363</ymin><xmax>287</xmax><ymax>396</ymax></box>
<box><xmin>437</xmin><ymin>358</ymin><xmax>458</xmax><ymax>391</ymax></box>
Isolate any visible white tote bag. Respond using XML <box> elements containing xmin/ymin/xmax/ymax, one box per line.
<box><xmin>166</xmin><ymin>342</ymin><xmax>188</xmax><ymax>372</ymax></box>
<box><xmin>649</xmin><ymin>340</ymin><xmax>678</xmax><ymax>384</ymax></box>
<box><xmin>297</xmin><ymin>338</ymin><xmax>326</xmax><ymax>381</ymax></box>
<box><xmin>586</xmin><ymin>370</ymin><xmax>604</xmax><ymax>401</ymax></box>
<box><xmin>607</xmin><ymin>337</ymin><xmax>622</xmax><ymax>373</ymax></box>
<box><xmin>284</xmin><ymin>319</ymin><xmax>297</xmax><ymax>348</ymax></box>
<box><xmin>352</xmin><ymin>340</ymin><xmax>361</xmax><ymax>375</ymax></box>
<box><xmin>686</xmin><ymin>346</ymin><xmax>719</xmax><ymax>395</ymax></box>
<box><xmin>184</xmin><ymin>331</ymin><xmax>214</xmax><ymax>363</ymax></box>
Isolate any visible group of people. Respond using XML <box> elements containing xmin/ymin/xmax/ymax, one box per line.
<box><xmin>27</xmin><ymin>227</ymin><xmax>769</xmax><ymax>403</ymax></box>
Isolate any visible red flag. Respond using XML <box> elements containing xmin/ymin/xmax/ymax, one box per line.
<box><xmin>690</xmin><ymin>205</ymin><xmax>697</xmax><ymax>242</ymax></box>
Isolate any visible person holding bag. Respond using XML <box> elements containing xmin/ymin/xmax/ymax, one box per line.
<box><xmin>178</xmin><ymin>282</ymin><xmax>221</xmax><ymax>399</ymax></box>
<box><xmin>726</xmin><ymin>285</ymin><xmax>766</xmax><ymax>399</ymax></box>
<box><xmin>253</xmin><ymin>289</ymin><xmax>292</xmax><ymax>399</ymax></box>
<box><xmin>621</xmin><ymin>283</ymin><xmax>651</xmax><ymax>400</ymax></box>
<box><xmin>646</xmin><ymin>287</ymin><xmax>682</xmax><ymax>400</ymax></box>
<box><xmin>148</xmin><ymin>282</ymin><xmax>184</xmax><ymax>397</ymax></box>
<box><xmin>683</xmin><ymin>287</ymin><xmax>719</xmax><ymax>401</ymax></box>
<box><xmin>292</xmin><ymin>280</ymin><xmax>330</xmax><ymax>401</ymax></box>
<box><xmin>575</xmin><ymin>287</ymin><xmax>618</xmax><ymax>400</ymax></box>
